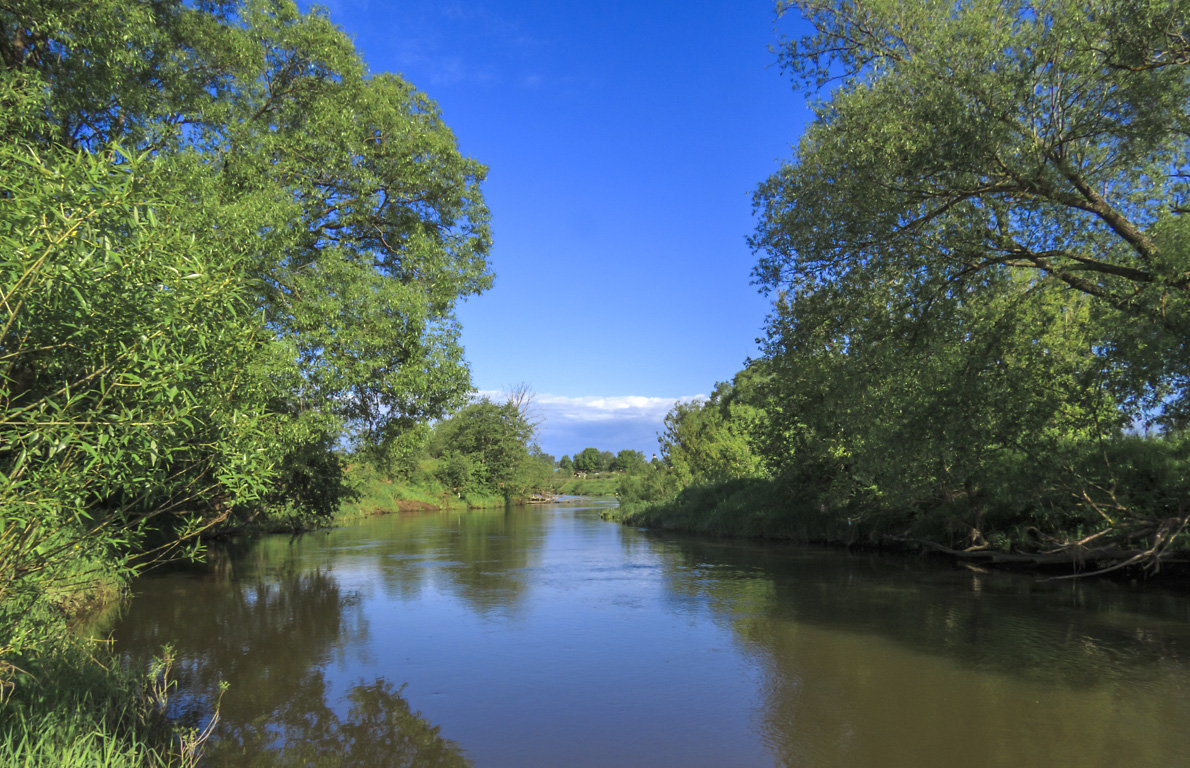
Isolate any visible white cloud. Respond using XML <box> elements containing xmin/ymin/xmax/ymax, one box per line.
<box><xmin>476</xmin><ymin>391</ymin><xmax>706</xmax><ymax>457</ymax></box>
<box><xmin>535</xmin><ymin>393</ymin><xmax>703</xmax><ymax>423</ymax></box>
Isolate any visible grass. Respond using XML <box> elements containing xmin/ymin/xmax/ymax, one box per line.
<box><xmin>335</xmin><ymin>463</ymin><xmax>506</xmax><ymax>522</ymax></box>
<box><xmin>554</xmin><ymin>472</ymin><xmax>623</xmax><ymax>497</ymax></box>
<box><xmin>335</xmin><ymin>464</ymin><xmax>636</xmax><ymax>523</ymax></box>
<box><xmin>3</xmin><ymin>713</ymin><xmax>174</xmax><ymax>768</ymax></box>
<box><xmin>612</xmin><ymin>477</ymin><xmax>859</xmax><ymax>543</ymax></box>
<box><xmin>0</xmin><ymin>644</ymin><xmax>213</xmax><ymax>768</ymax></box>
<box><xmin>335</xmin><ymin>464</ymin><xmax>638</xmax><ymax>524</ymax></box>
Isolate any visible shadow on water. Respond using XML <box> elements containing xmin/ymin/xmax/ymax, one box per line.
<box><xmin>638</xmin><ymin>533</ymin><xmax>1190</xmax><ymax>687</ymax></box>
<box><xmin>629</xmin><ymin>534</ymin><xmax>1190</xmax><ymax>768</ymax></box>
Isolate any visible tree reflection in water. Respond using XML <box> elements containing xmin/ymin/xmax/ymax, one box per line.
<box><xmin>202</xmin><ymin>675</ymin><xmax>470</xmax><ymax>768</ymax></box>
<box><xmin>110</xmin><ymin>542</ymin><xmax>471</xmax><ymax>768</ymax></box>
<box><xmin>106</xmin><ymin>509</ymin><xmax>1190</xmax><ymax>768</ymax></box>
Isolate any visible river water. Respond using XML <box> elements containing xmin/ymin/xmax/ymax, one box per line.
<box><xmin>105</xmin><ymin>502</ymin><xmax>1190</xmax><ymax>767</ymax></box>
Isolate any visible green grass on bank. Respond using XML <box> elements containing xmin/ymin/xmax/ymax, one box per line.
<box><xmin>611</xmin><ymin>478</ymin><xmax>850</xmax><ymax>541</ymax></box>
<box><xmin>0</xmin><ymin>644</ymin><xmax>210</xmax><ymax>768</ymax></box>
<box><xmin>336</xmin><ymin>465</ymin><xmax>637</xmax><ymax>522</ymax></box>
<box><xmin>336</xmin><ymin>463</ymin><xmax>506</xmax><ymax>521</ymax></box>
<box><xmin>554</xmin><ymin>473</ymin><xmax>623</xmax><ymax>498</ymax></box>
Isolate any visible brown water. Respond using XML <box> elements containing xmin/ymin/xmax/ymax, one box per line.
<box><xmin>105</xmin><ymin>502</ymin><xmax>1190</xmax><ymax>767</ymax></box>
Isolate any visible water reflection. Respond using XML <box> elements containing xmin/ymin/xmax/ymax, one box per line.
<box><xmin>105</xmin><ymin>507</ymin><xmax>1190</xmax><ymax>768</ymax></box>
<box><xmin>640</xmin><ymin>536</ymin><xmax>1190</xmax><ymax>767</ymax></box>
<box><xmin>368</xmin><ymin>507</ymin><xmax>546</xmax><ymax>616</ymax></box>
<box><xmin>645</xmin><ymin>536</ymin><xmax>1190</xmax><ymax>685</ymax></box>
<box><xmin>204</xmin><ymin>676</ymin><xmax>469</xmax><ymax>768</ymax></box>
<box><xmin>110</xmin><ymin>538</ymin><xmax>472</xmax><ymax>766</ymax></box>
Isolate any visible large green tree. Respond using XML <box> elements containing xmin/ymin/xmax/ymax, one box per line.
<box><xmin>659</xmin><ymin>380</ymin><xmax>767</xmax><ymax>488</ymax></box>
<box><xmin>428</xmin><ymin>397</ymin><xmax>540</xmax><ymax>499</ymax></box>
<box><xmin>2</xmin><ymin>0</ymin><xmax>492</xmax><ymax>456</ymax></box>
<box><xmin>0</xmin><ymin>0</ymin><xmax>493</xmax><ymax>665</ymax></box>
<box><xmin>755</xmin><ymin>0</ymin><xmax>1190</xmax><ymax>421</ymax></box>
<box><xmin>749</xmin><ymin>0</ymin><xmax>1190</xmax><ymax>567</ymax></box>
<box><xmin>0</xmin><ymin>143</ymin><xmax>282</xmax><ymax>658</ymax></box>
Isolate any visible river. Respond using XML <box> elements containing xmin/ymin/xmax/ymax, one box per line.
<box><xmin>104</xmin><ymin>501</ymin><xmax>1190</xmax><ymax>767</ymax></box>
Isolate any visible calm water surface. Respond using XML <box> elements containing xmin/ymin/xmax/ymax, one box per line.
<box><xmin>106</xmin><ymin>502</ymin><xmax>1190</xmax><ymax>767</ymax></box>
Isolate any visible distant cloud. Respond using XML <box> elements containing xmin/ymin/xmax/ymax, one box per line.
<box><xmin>478</xmin><ymin>391</ymin><xmax>705</xmax><ymax>458</ymax></box>
<box><xmin>534</xmin><ymin>394</ymin><xmax>691</xmax><ymax>422</ymax></box>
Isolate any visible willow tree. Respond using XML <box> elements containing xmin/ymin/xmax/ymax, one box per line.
<box><xmin>756</xmin><ymin>0</ymin><xmax>1190</xmax><ymax>414</ymax></box>
<box><xmin>752</xmin><ymin>0</ymin><xmax>1190</xmax><ymax>568</ymax></box>
<box><xmin>1</xmin><ymin>0</ymin><xmax>492</xmax><ymax>520</ymax></box>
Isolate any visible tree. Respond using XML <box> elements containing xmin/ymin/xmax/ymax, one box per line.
<box><xmin>659</xmin><ymin>379</ymin><xmax>767</xmax><ymax>488</ymax></box>
<box><xmin>749</xmin><ymin>0</ymin><xmax>1190</xmax><ymax>567</ymax></box>
<box><xmin>611</xmin><ymin>449</ymin><xmax>648</xmax><ymax>474</ymax></box>
<box><xmin>428</xmin><ymin>397</ymin><xmax>536</xmax><ymax>498</ymax></box>
<box><xmin>0</xmin><ymin>144</ymin><xmax>282</xmax><ymax>658</ymax></box>
<box><xmin>2</xmin><ymin>0</ymin><xmax>492</xmax><ymax>478</ymax></box>
<box><xmin>558</xmin><ymin>455</ymin><xmax>574</xmax><ymax>473</ymax></box>
<box><xmin>0</xmin><ymin>0</ymin><xmax>495</xmax><ymax>671</ymax></box>
<box><xmin>755</xmin><ymin>0</ymin><xmax>1190</xmax><ymax>423</ymax></box>
<box><xmin>572</xmin><ymin>447</ymin><xmax>608</xmax><ymax>473</ymax></box>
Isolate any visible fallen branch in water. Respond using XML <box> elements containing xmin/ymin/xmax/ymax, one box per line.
<box><xmin>881</xmin><ymin>532</ymin><xmax>1190</xmax><ymax>578</ymax></box>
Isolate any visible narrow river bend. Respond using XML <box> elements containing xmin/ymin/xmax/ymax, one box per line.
<box><xmin>106</xmin><ymin>502</ymin><xmax>1190</xmax><ymax>767</ymax></box>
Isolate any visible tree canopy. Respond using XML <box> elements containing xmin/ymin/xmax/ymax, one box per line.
<box><xmin>755</xmin><ymin>0</ymin><xmax>1190</xmax><ymax>423</ymax></box>
<box><xmin>3</xmin><ymin>0</ymin><xmax>491</xmax><ymax>450</ymax></box>
<box><xmin>0</xmin><ymin>0</ymin><xmax>492</xmax><ymax>661</ymax></box>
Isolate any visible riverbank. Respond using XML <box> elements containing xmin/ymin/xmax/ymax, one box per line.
<box><xmin>334</xmin><ymin>463</ymin><xmax>553</xmax><ymax>522</ymax></box>
<box><xmin>608</xmin><ymin>477</ymin><xmax>1190</xmax><ymax>581</ymax></box>
<box><xmin>553</xmin><ymin>472</ymin><xmax>622</xmax><ymax>498</ymax></box>
<box><xmin>330</xmin><ymin>462</ymin><xmax>641</xmax><ymax>522</ymax></box>
<box><xmin>337</xmin><ymin>473</ymin><xmax>500</xmax><ymax>520</ymax></box>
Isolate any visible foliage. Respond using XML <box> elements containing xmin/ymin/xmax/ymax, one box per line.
<box><xmin>732</xmin><ymin>0</ymin><xmax>1190</xmax><ymax>569</ymax></box>
<box><xmin>572</xmin><ymin>447</ymin><xmax>614</xmax><ymax>473</ymax></box>
<box><xmin>0</xmin><ymin>0</ymin><xmax>492</xmax><ymax>509</ymax></box>
<box><xmin>1</xmin><ymin>0</ymin><xmax>491</xmax><ymax>761</ymax></box>
<box><xmin>616</xmin><ymin>0</ymin><xmax>1190</xmax><ymax>574</ymax></box>
<box><xmin>757</xmin><ymin>0</ymin><xmax>1190</xmax><ymax>424</ymax></box>
<box><xmin>427</xmin><ymin>395</ymin><xmax>545</xmax><ymax>500</ymax></box>
<box><xmin>0</xmin><ymin>643</ymin><xmax>214</xmax><ymax>768</ymax></box>
<box><xmin>557</xmin><ymin>473</ymin><xmax>624</xmax><ymax>498</ymax></box>
<box><xmin>659</xmin><ymin>376</ymin><xmax>768</xmax><ymax>488</ymax></box>
<box><xmin>611</xmin><ymin>449</ymin><xmax>648</xmax><ymax>474</ymax></box>
<box><xmin>0</xmin><ymin>144</ymin><xmax>285</xmax><ymax>663</ymax></box>
<box><xmin>616</xmin><ymin>462</ymin><xmax>682</xmax><ymax>508</ymax></box>
<box><xmin>0</xmin><ymin>0</ymin><xmax>493</xmax><ymax>717</ymax></box>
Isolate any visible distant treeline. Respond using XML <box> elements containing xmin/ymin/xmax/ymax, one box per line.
<box><xmin>616</xmin><ymin>0</ymin><xmax>1190</xmax><ymax>578</ymax></box>
<box><xmin>557</xmin><ymin>448</ymin><xmax>652</xmax><ymax>475</ymax></box>
<box><xmin>358</xmin><ymin>394</ymin><xmax>656</xmax><ymax>504</ymax></box>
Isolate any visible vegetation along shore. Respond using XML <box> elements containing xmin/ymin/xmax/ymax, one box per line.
<box><xmin>607</xmin><ymin>0</ymin><xmax>1190</xmax><ymax>582</ymax></box>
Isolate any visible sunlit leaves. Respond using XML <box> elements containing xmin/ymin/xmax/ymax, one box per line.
<box><xmin>0</xmin><ymin>144</ymin><xmax>282</xmax><ymax>655</ymax></box>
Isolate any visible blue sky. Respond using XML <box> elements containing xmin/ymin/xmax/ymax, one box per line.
<box><xmin>307</xmin><ymin>1</ymin><xmax>812</xmax><ymax>458</ymax></box>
